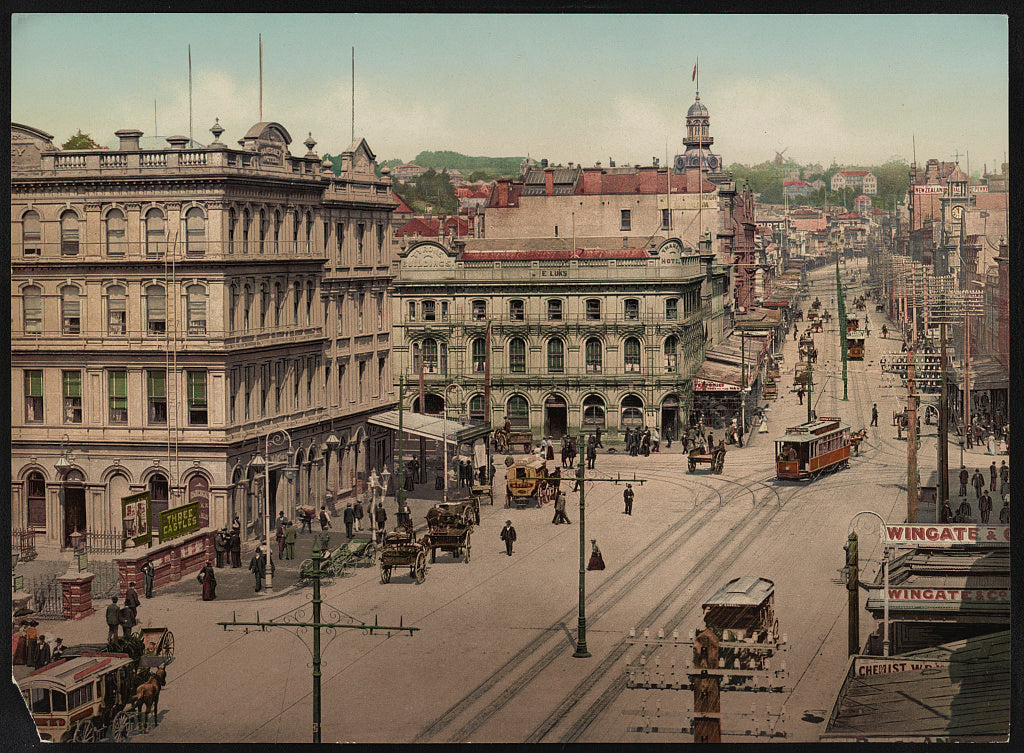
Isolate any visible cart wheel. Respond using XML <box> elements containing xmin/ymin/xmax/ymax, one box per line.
<box><xmin>688</xmin><ymin>461</ymin><xmax>696</xmax><ymax>473</ymax></box>
<box><xmin>464</xmin><ymin>532</ymin><xmax>471</xmax><ymax>563</ymax></box>
<box><xmin>772</xmin><ymin>618</ymin><xmax>781</xmax><ymax>644</ymax></box>
<box><xmin>414</xmin><ymin>551</ymin><xmax>427</xmax><ymax>583</ymax></box>
<box><xmin>112</xmin><ymin>709</ymin><xmax>138</xmax><ymax>742</ymax></box>
<box><xmin>380</xmin><ymin>564</ymin><xmax>392</xmax><ymax>584</ymax></box>
<box><xmin>160</xmin><ymin>631</ymin><xmax>174</xmax><ymax>657</ymax></box>
<box><xmin>73</xmin><ymin>720</ymin><xmax>97</xmax><ymax>743</ymax></box>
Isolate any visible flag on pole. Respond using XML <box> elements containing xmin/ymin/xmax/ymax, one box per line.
<box><xmin>692</xmin><ymin>63</ymin><xmax>697</xmax><ymax>81</ymax></box>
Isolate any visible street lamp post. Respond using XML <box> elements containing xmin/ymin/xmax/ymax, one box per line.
<box><xmin>849</xmin><ymin>510</ymin><xmax>891</xmax><ymax>656</ymax></box>
<box><xmin>253</xmin><ymin>428</ymin><xmax>293</xmax><ymax>592</ymax></box>
<box><xmin>574</xmin><ymin>432</ymin><xmax>589</xmax><ymax>658</ymax></box>
<box><xmin>54</xmin><ymin>435</ymin><xmax>73</xmax><ymax>550</ymax></box>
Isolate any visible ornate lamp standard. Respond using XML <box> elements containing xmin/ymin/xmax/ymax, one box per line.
<box><xmin>251</xmin><ymin>428</ymin><xmax>294</xmax><ymax>592</ymax></box>
<box><xmin>325</xmin><ymin>433</ymin><xmax>341</xmax><ymax>507</ymax></box>
<box><xmin>54</xmin><ymin>435</ymin><xmax>74</xmax><ymax>550</ymax></box>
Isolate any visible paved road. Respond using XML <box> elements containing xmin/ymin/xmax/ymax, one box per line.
<box><xmin>13</xmin><ymin>257</ymin><xmax>998</xmax><ymax>744</ymax></box>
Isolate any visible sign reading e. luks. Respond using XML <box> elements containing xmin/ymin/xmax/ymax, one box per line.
<box><xmin>884</xmin><ymin>524</ymin><xmax>1009</xmax><ymax>547</ymax></box>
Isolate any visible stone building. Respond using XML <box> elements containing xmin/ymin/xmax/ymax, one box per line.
<box><xmin>390</xmin><ymin>238</ymin><xmax>728</xmax><ymax>441</ymax></box>
<box><xmin>10</xmin><ymin>120</ymin><xmax>396</xmax><ymax>550</ymax></box>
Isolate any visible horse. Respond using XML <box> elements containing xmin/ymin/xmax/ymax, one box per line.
<box><xmin>132</xmin><ymin>665</ymin><xmax>166</xmax><ymax>732</ymax></box>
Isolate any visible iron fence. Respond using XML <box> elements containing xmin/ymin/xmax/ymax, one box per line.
<box><xmin>24</xmin><ymin>579</ymin><xmax>64</xmax><ymax>621</ymax></box>
<box><xmin>11</xmin><ymin>529</ymin><xmax>39</xmax><ymax>562</ymax></box>
<box><xmin>89</xmin><ymin>560</ymin><xmax>121</xmax><ymax>599</ymax></box>
<box><xmin>85</xmin><ymin>527</ymin><xmax>125</xmax><ymax>555</ymax></box>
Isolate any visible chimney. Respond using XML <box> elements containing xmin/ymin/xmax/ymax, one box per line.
<box><xmin>498</xmin><ymin>179</ymin><xmax>509</xmax><ymax>206</ymax></box>
<box><xmin>115</xmin><ymin>129</ymin><xmax>143</xmax><ymax>151</ymax></box>
<box><xmin>165</xmin><ymin>135</ymin><xmax>189</xmax><ymax>150</ymax></box>
<box><xmin>545</xmin><ymin>168</ymin><xmax>554</xmax><ymax>195</ymax></box>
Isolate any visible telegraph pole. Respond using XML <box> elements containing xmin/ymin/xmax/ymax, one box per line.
<box><xmin>846</xmin><ymin>532</ymin><xmax>859</xmax><ymax>655</ymax></box>
<box><xmin>907</xmin><ymin>349</ymin><xmax>918</xmax><ymax>523</ymax></box>
<box><xmin>837</xmin><ymin>257</ymin><xmax>848</xmax><ymax>400</ymax></box>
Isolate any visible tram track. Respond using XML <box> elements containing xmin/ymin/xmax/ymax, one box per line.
<box><xmin>417</xmin><ymin>457</ymin><xmax>810</xmax><ymax>743</ymax></box>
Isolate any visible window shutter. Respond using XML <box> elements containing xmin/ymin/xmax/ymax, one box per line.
<box><xmin>25</xmin><ymin>370</ymin><xmax>42</xmax><ymax>397</ymax></box>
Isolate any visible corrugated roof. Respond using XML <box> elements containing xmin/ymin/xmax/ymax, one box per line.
<box><xmin>367</xmin><ymin>410</ymin><xmax>490</xmax><ymax>444</ymax></box>
<box><xmin>702</xmin><ymin>576</ymin><xmax>774</xmax><ymax>607</ymax></box>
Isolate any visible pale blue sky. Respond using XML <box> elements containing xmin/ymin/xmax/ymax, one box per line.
<box><xmin>11</xmin><ymin>13</ymin><xmax>1009</xmax><ymax>170</ymax></box>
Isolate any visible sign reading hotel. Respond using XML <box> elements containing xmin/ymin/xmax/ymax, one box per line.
<box><xmin>883</xmin><ymin>524</ymin><xmax>1009</xmax><ymax>547</ymax></box>
<box><xmin>121</xmin><ymin>491</ymin><xmax>152</xmax><ymax>548</ymax></box>
<box><xmin>159</xmin><ymin>501</ymin><xmax>201</xmax><ymax>543</ymax></box>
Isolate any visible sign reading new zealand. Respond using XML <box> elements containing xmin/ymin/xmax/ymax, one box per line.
<box><xmin>159</xmin><ymin>502</ymin><xmax>201</xmax><ymax>542</ymax></box>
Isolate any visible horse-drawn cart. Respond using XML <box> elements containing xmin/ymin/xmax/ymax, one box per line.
<box><xmin>139</xmin><ymin>626</ymin><xmax>174</xmax><ymax>658</ymax></box>
<box><xmin>493</xmin><ymin>427</ymin><xmax>533</xmax><ymax>454</ymax></box>
<box><xmin>300</xmin><ymin>538</ymin><xmax>377</xmax><ymax>583</ymax></box>
<box><xmin>687</xmin><ymin>444</ymin><xmax>727</xmax><ymax>474</ymax></box>
<box><xmin>379</xmin><ymin>525</ymin><xmax>428</xmax><ymax>584</ymax></box>
<box><xmin>422</xmin><ymin>502</ymin><xmax>474</xmax><ymax>563</ymax></box>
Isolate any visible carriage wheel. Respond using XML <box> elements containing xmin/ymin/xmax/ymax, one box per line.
<box><xmin>414</xmin><ymin>551</ymin><xmax>427</xmax><ymax>583</ymax></box>
<box><xmin>687</xmin><ymin>460</ymin><xmax>696</xmax><ymax>473</ymax></box>
<box><xmin>160</xmin><ymin>631</ymin><xmax>174</xmax><ymax>657</ymax></box>
<box><xmin>72</xmin><ymin>720</ymin><xmax>97</xmax><ymax>743</ymax></box>
<box><xmin>380</xmin><ymin>563</ymin><xmax>392</xmax><ymax>584</ymax></box>
<box><xmin>464</xmin><ymin>532</ymin><xmax>471</xmax><ymax>563</ymax></box>
<box><xmin>112</xmin><ymin>709</ymin><xmax>138</xmax><ymax>742</ymax></box>
<box><xmin>772</xmin><ymin>618</ymin><xmax>781</xmax><ymax>644</ymax></box>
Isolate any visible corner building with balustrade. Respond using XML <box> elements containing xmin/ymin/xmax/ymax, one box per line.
<box><xmin>11</xmin><ymin>121</ymin><xmax>396</xmax><ymax>550</ymax></box>
<box><xmin>391</xmin><ymin>239</ymin><xmax>729</xmax><ymax>441</ymax></box>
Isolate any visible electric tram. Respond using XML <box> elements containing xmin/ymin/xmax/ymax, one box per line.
<box><xmin>847</xmin><ymin>331</ymin><xmax>865</xmax><ymax>360</ymax></box>
<box><xmin>775</xmin><ymin>416</ymin><xmax>851</xmax><ymax>480</ymax></box>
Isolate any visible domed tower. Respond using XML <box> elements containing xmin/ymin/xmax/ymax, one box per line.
<box><xmin>674</xmin><ymin>92</ymin><xmax>723</xmax><ymax>173</ymax></box>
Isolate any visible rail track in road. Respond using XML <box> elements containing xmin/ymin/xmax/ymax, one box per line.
<box><xmin>415</xmin><ymin>457</ymin><xmax>812</xmax><ymax>743</ymax></box>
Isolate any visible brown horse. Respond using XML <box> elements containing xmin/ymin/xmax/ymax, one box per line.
<box><xmin>132</xmin><ymin>665</ymin><xmax>166</xmax><ymax>732</ymax></box>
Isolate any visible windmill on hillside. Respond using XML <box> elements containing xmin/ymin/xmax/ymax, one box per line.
<box><xmin>774</xmin><ymin>147</ymin><xmax>789</xmax><ymax>166</ymax></box>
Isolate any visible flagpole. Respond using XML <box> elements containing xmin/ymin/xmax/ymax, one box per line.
<box><xmin>188</xmin><ymin>45</ymin><xmax>193</xmax><ymax>145</ymax></box>
<box><xmin>259</xmin><ymin>34</ymin><xmax>263</xmax><ymax>121</ymax></box>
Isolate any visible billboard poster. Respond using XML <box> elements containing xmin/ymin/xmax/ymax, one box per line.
<box><xmin>121</xmin><ymin>491</ymin><xmax>152</xmax><ymax>548</ymax></box>
<box><xmin>159</xmin><ymin>501</ymin><xmax>202</xmax><ymax>543</ymax></box>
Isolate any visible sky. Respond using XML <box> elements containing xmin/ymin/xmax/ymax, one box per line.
<box><xmin>11</xmin><ymin>13</ymin><xmax>1010</xmax><ymax>171</ymax></box>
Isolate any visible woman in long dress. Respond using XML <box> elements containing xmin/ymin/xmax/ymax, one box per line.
<box><xmin>988</xmin><ymin>434</ymin><xmax>997</xmax><ymax>456</ymax></box>
<box><xmin>199</xmin><ymin>561</ymin><xmax>217</xmax><ymax>600</ymax></box>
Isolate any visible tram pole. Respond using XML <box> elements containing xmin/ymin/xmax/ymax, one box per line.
<box><xmin>846</xmin><ymin>531</ymin><xmax>859</xmax><ymax>656</ymax></box>
<box><xmin>907</xmin><ymin>349</ymin><xmax>919</xmax><ymax>523</ymax></box>
<box><xmin>837</xmin><ymin>257</ymin><xmax>848</xmax><ymax>401</ymax></box>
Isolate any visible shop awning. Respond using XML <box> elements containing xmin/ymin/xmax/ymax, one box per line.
<box><xmin>367</xmin><ymin>410</ymin><xmax>491</xmax><ymax>445</ymax></box>
<box><xmin>964</xmin><ymin>356</ymin><xmax>1008</xmax><ymax>391</ymax></box>
<box><xmin>693</xmin><ymin>360</ymin><xmax>743</xmax><ymax>391</ymax></box>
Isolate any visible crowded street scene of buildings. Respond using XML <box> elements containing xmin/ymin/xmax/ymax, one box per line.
<box><xmin>9</xmin><ymin>12</ymin><xmax>1012</xmax><ymax>745</ymax></box>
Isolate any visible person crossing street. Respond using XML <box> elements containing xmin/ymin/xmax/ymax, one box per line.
<box><xmin>958</xmin><ymin>465</ymin><xmax>969</xmax><ymax>497</ymax></box>
<box><xmin>500</xmin><ymin>520</ymin><xmax>517</xmax><ymax>556</ymax></box>
<box><xmin>623</xmin><ymin>483</ymin><xmax>634</xmax><ymax>515</ymax></box>
<box><xmin>552</xmin><ymin>490</ymin><xmax>571</xmax><ymax>525</ymax></box>
<box><xmin>871</xmin><ymin>404</ymin><xmax>878</xmax><ymax>427</ymax></box>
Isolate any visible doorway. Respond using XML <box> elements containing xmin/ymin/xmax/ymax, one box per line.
<box><xmin>661</xmin><ymin>395</ymin><xmax>680</xmax><ymax>442</ymax></box>
<box><xmin>62</xmin><ymin>486</ymin><xmax>86</xmax><ymax>549</ymax></box>
<box><xmin>544</xmin><ymin>395</ymin><xmax>568</xmax><ymax>439</ymax></box>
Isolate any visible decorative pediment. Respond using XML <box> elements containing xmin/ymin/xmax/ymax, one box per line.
<box><xmin>237</xmin><ymin>122</ymin><xmax>293</xmax><ymax>168</ymax></box>
<box><xmin>339</xmin><ymin>138</ymin><xmax>378</xmax><ymax>176</ymax></box>
<box><xmin>401</xmin><ymin>242</ymin><xmax>457</xmax><ymax>269</ymax></box>
<box><xmin>11</xmin><ymin>123</ymin><xmax>58</xmax><ymax>168</ymax></box>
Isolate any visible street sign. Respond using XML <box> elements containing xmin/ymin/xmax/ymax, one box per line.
<box><xmin>77</xmin><ymin>552</ymin><xmax>88</xmax><ymax>572</ymax></box>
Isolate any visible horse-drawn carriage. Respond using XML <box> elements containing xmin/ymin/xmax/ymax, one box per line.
<box><xmin>379</xmin><ymin>524</ymin><xmax>428</xmax><ymax>584</ymax></box>
<box><xmin>139</xmin><ymin>626</ymin><xmax>175</xmax><ymax>658</ymax></box>
<box><xmin>505</xmin><ymin>456</ymin><xmax>550</xmax><ymax>508</ymax></box>
<box><xmin>687</xmin><ymin>444</ymin><xmax>727</xmax><ymax>474</ymax></box>
<box><xmin>422</xmin><ymin>501</ymin><xmax>474</xmax><ymax>563</ymax></box>
<box><xmin>493</xmin><ymin>427</ymin><xmax>533</xmax><ymax>454</ymax></box>
<box><xmin>300</xmin><ymin>538</ymin><xmax>377</xmax><ymax>583</ymax></box>
<box><xmin>798</xmin><ymin>333</ymin><xmax>818</xmax><ymax>362</ymax></box>
<box><xmin>20</xmin><ymin>643</ymin><xmax>168</xmax><ymax>743</ymax></box>
<box><xmin>702</xmin><ymin>576</ymin><xmax>781</xmax><ymax>673</ymax></box>
<box><xmin>810</xmin><ymin>318</ymin><xmax>823</xmax><ymax>333</ymax></box>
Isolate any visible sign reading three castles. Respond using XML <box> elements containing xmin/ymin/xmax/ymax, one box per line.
<box><xmin>159</xmin><ymin>501</ymin><xmax>202</xmax><ymax>542</ymax></box>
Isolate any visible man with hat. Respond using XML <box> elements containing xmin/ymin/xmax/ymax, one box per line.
<box><xmin>500</xmin><ymin>520</ymin><xmax>517</xmax><ymax>556</ymax></box>
<box><xmin>105</xmin><ymin>596</ymin><xmax>121</xmax><ymax>642</ymax></box>
<box><xmin>623</xmin><ymin>483</ymin><xmax>634</xmax><ymax>516</ymax></box>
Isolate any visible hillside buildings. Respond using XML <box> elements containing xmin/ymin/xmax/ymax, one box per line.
<box><xmin>11</xmin><ymin>121</ymin><xmax>397</xmax><ymax>549</ymax></box>
<box><xmin>831</xmin><ymin>169</ymin><xmax>878</xmax><ymax>195</ymax></box>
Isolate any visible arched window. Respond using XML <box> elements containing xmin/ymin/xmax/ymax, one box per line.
<box><xmin>293</xmin><ymin>282</ymin><xmax>301</xmax><ymax>325</ymax></box>
<box><xmin>185</xmin><ymin>207</ymin><xmax>206</xmax><ymax>254</ymax></box>
<box><xmin>664</xmin><ymin>335</ymin><xmax>678</xmax><ymax>373</ymax></box>
<box><xmin>306</xmin><ymin>282</ymin><xmax>314</xmax><ymax>326</ymax></box>
<box><xmin>274</xmin><ymin>210</ymin><xmax>282</xmax><ymax>253</ymax></box>
<box><xmin>187</xmin><ymin>284</ymin><xmax>207</xmax><ymax>335</ymax></box>
<box><xmin>145</xmin><ymin>208</ymin><xmax>166</xmax><ymax>255</ymax></box>
<box><xmin>583</xmin><ymin>395</ymin><xmax>606</xmax><ymax>429</ymax></box>
<box><xmin>471</xmin><ymin>300</ymin><xmax>487</xmax><ymax>320</ymax></box>
<box><xmin>145</xmin><ymin>285</ymin><xmax>166</xmax><ymax>335</ymax></box>
<box><xmin>469</xmin><ymin>394</ymin><xmax>485</xmax><ymax>422</ymax></box>
<box><xmin>585</xmin><ymin>298</ymin><xmax>601</xmax><ymax>320</ymax></box>
<box><xmin>292</xmin><ymin>210</ymin><xmax>300</xmax><ymax>253</ymax></box>
<box><xmin>506</xmin><ymin>394</ymin><xmax>529</xmax><ymax>428</ymax></box>
<box><xmin>422</xmin><ymin>338</ymin><xmax>438</xmax><ymax>372</ymax></box>
<box><xmin>242</xmin><ymin>208</ymin><xmax>251</xmax><ymax>253</ymax></box>
<box><xmin>305</xmin><ymin>211</ymin><xmax>313</xmax><ymax>253</ymax></box>
<box><xmin>22</xmin><ymin>210</ymin><xmax>41</xmax><ymax>256</ymax></box>
<box><xmin>60</xmin><ymin>210</ymin><xmax>80</xmax><ymax>255</ymax></box>
<box><xmin>509</xmin><ymin>299</ymin><xmax>525</xmax><ymax>321</ymax></box>
<box><xmin>259</xmin><ymin>209</ymin><xmax>267</xmax><ymax>253</ymax></box>
<box><xmin>624</xmin><ymin>298</ymin><xmax>640</xmax><ymax>320</ymax></box>
<box><xmin>624</xmin><ymin>337</ymin><xmax>642</xmax><ymax>372</ymax></box>
<box><xmin>547</xmin><ymin>299</ymin><xmax>563</xmax><ymax>320</ymax></box>
<box><xmin>61</xmin><ymin>285</ymin><xmax>81</xmax><ymax>335</ymax></box>
<box><xmin>148</xmin><ymin>474</ymin><xmax>169</xmax><ymax>533</ymax></box>
<box><xmin>229</xmin><ymin>284</ymin><xmax>238</xmax><ymax>332</ymax></box>
<box><xmin>107</xmin><ymin>284</ymin><xmax>127</xmax><ymax>335</ymax></box>
<box><xmin>274</xmin><ymin>282</ymin><xmax>283</xmax><ymax>326</ymax></box>
<box><xmin>106</xmin><ymin>209</ymin><xmax>126</xmax><ymax>255</ymax></box>
<box><xmin>243</xmin><ymin>284</ymin><xmax>252</xmax><ymax>331</ymax></box>
<box><xmin>26</xmin><ymin>471</ymin><xmax>46</xmax><ymax>529</ymax></box>
<box><xmin>621</xmin><ymin>395</ymin><xmax>644</xmax><ymax>428</ymax></box>
<box><xmin>228</xmin><ymin>208</ymin><xmax>237</xmax><ymax>254</ymax></box>
<box><xmin>665</xmin><ymin>298</ymin><xmax>679</xmax><ymax>320</ymax></box>
<box><xmin>23</xmin><ymin>285</ymin><xmax>43</xmax><ymax>334</ymax></box>
<box><xmin>547</xmin><ymin>338</ymin><xmax>564</xmax><ymax>373</ymax></box>
<box><xmin>471</xmin><ymin>338</ymin><xmax>486</xmax><ymax>373</ymax></box>
<box><xmin>260</xmin><ymin>283</ymin><xmax>269</xmax><ymax>328</ymax></box>
<box><xmin>508</xmin><ymin>337</ymin><xmax>526</xmax><ymax>373</ymax></box>
<box><xmin>586</xmin><ymin>338</ymin><xmax>602</xmax><ymax>373</ymax></box>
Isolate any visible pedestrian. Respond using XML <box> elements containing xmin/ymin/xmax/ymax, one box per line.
<box><xmin>988</xmin><ymin>434</ymin><xmax>997</xmax><ymax>456</ymax></box>
<box><xmin>230</xmin><ymin>528</ymin><xmax>242</xmax><ymax>567</ymax></box>
<box><xmin>319</xmin><ymin>505</ymin><xmax>332</xmax><ymax>532</ymax></box>
<box><xmin>965</xmin><ymin>423</ymin><xmax>973</xmax><ymax>449</ymax></box>
<box><xmin>545</xmin><ymin>437</ymin><xmax>555</xmax><ymax>461</ymax></box>
<box><xmin>51</xmin><ymin>637</ymin><xmax>64</xmax><ymax>661</ymax></box>
<box><xmin>276</xmin><ymin>510</ymin><xmax>288</xmax><ymax>533</ymax></box>
<box><xmin>623</xmin><ymin>483</ymin><xmax>634</xmax><ymax>516</ymax></box>
<box><xmin>586</xmin><ymin>441</ymin><xmax>597</xmax><ymax>470</ymax></box>
<box><xmin>989</xmin><ymin>461</ymin><xmax>997</xmax><ymax>491</ymax></box>
<box><xmin>979</xmin><ymin>491</ymin><xmax>993</xmax><ymax>523</ymax></box>
<box><xmin>623</xmin><ymin>427</ymin><xmax>633</xmax><ymax>454</ymax></box>
<box><xmin>665</xmin><ymin>425</ymin><xmax>673</xmax><ymax>449</ymax></box>
<box><xmin>587</xmin><ymin>539</ymin><xmax>606</xmax><ymax>571</ymax></box>
<box><xmin>999</xmin><ymin>499</ymin><xmax>1009</xmax><ymax>523</ymax></box>
<box><xmin>374</xmin><ymin>501</ymin><xmax>388</xmax><ymax>542</ymax></box>
<box><xmin>284</xmin><ymin>521</ymin><xmax>297</xmax><ymax>559</ymax></box>
<box><xmin>595</xmin><ymin>426</ymin><xmax>603</xmax><ymax>448</ymax></box>
<box><xmin>797</xmin><ymin>387</ymin><xmax>804</xmax><ymax>405</ymax></box>
<box><xmin>343</xmin><ymin>502</ymin><xmax>355</xmax><ymax>539</ymax></box>
<box><xmin>552</xmin><ymin>490</ymin><xmax>571</xmax><ymax>525</ymax></box>
<box><xmin>882</xmin><ymin>324</ymin><xmax>887</xmax><ymax>339</ymax></box>
<box><xmin>759</xmin><ymin>414</ymin><xmax>769</xmax><ymax>434</ymax></box>
<box><xmin>213</xmin><ymin>527</ymin><xmax>227</xmax><ymax>567</ymax></box>
<box><xmin>972</xmin><ymin>469</ymin><xmax>985</xmax><ymax>500</ymax></box>
<box><xmin>125</xmin><ymin>581</ymin><xmax>141</xmax><ymax>627</ymax></box>
<box><xmin>643</xmin><ymin>427</ymin><xmax>653</xmax><ymax>455</ymax></box>
<box><xmin>25</xmin><ymin>621</ymin><xmax>39</xmax><ymax>667</ymax></box>
<box><xmin>105</xmin><ymin>597</ymin><xmax>121</xmax><ymax>642</ymax></box>
<box><xmin>35</xmin><ymin>634</ymin><xmax>51</xmax><ymax>669</ymax></box>
<box><xmin>956</xmin><ymin>498</ymin><xmax>972</xmax><ymax>523</ymax></box>
<box><xmin>871</xmin><ymin>404</ymin><xmax>878</xmax><ymax>427</ymax></box>
<box><xmin>276</xmin><ymin>521</ymin><xmax>287</xmax><ymax>560</ymax></box>
<box><xmin>353</xmin><ymin>499</ymin><xmax>364</xmax><ymax>532</ymax></box>
<box><xmin>119</xmin><ymin>600</ymin><xmax>134</xmax><ymax>638</ymax></box>
<box><xmin>999</xmin><ymin>461</ymin><xmax>1008</xmax><ymax>497</ymax></box>
<box><xmin>231</xmin><ymin>514</ymin><xmax>241</xmax><ymax>536</ymax></box>
<box><xmin>249</xmin><ymin>546</ymin><xmax>267</xmax><ymax>592</ymax></box>
<box><xmin>736</xmin><ymin>420</ymin><xmax>743</xmax><ymax>448</ymax></box>
<box><xmin>958</xmin><ymin>465</ymin><xmax>969</xmax><ymax>497</ymax></box>
<box><xmin>500</xmin><ymin>520</ymin><xmax>517</xmax><ymax>556</ymax></box>
<box><xmin>198</xmin><ymin>560</ymin><xmax>217</xmax><ymax>600</ymax></box>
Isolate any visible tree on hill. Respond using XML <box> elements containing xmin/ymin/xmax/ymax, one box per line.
<box><xmin>62</xmin><ymin>130</ymin><xmax>101</xmax><ymax>149</ymax></box>
<box><xmin>392</xmin><ymin>168</ymin><xmax>458</xmax><ymax>214</ymax></box>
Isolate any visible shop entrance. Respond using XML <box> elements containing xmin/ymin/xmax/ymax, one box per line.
<box><xmin>544</xmin><ymin>395</ymin><xmax>568</xmax><ymax>439</ymax></box>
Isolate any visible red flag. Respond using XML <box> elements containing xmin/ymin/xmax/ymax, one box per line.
<box><xmin>692</xmin><ymin>64</ymin><xmax>697</xmax><ymax>81</ymax></box>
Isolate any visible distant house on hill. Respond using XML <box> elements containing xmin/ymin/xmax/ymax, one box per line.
<box><xmin>831</xmin><ymin>169</ymin><xmax>877</xmax><ymax>195</ymax></box>
<box><xmin>783</xmin><ymin>179</ymin><xmax>813</xmax><ymax>197</ymax></box>
<box><xmin>394</xmin><ymin>163</ymin><xmax>426</xmax><ymax>181</ymax></box>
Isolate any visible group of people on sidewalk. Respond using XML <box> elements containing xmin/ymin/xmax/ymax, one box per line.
<box><xmin>104</xmin><ymin>581</ymin><xmax>142</xmax><ymax>640</ymax></box>
<box><xmin>948</xmin><ymin>460</ymin><xmax>1010</xmax><ymax>524</ymax></box>
<box><xmin>12</xmin><ymin>620</ymin><xmax>63</xmax><ymax>668</ymax></box>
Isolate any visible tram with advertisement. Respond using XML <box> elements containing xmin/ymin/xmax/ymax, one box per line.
<box><xmin>847</xmin><ymin>331</ymin><xmax>865</xmax><ymax>361</ymax></box>
<box><xmin>775</xmin><ymin>416</ymin><xmax>851</xmax><ymax>480</ymax></box>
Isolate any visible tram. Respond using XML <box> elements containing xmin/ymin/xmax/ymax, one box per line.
<box><xmin>775</xmin><ymin>416</ymin><xmax>851</xmax><ymax>480</ymax></box>
<box><xmin>846</xmin><ymin>315</ymin><xmax>859</xmax><ymax>333</ymax></box>
<box><xmin>847</xmin><ymin>331</ymin><xmax>865</xmax><ymax>360</ymax></box>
